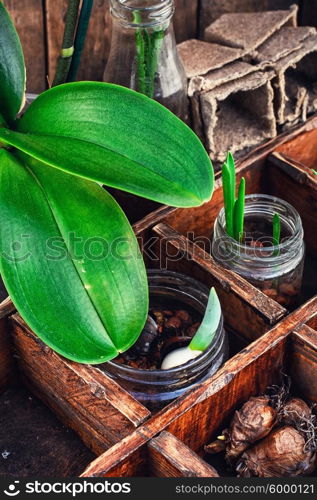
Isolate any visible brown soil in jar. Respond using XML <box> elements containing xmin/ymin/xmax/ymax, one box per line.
<box><xmin>242</xmin><ymin>218</ymin><xmax>302</xmax><ymax>309</ymax></box>
<box><xmin>114</xmin><ymin>307</ymin><xmax>201</xmax><ymax>370</ymax></box>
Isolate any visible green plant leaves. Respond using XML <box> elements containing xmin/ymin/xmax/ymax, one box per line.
<box><xmin>189</xmin><ymin>288</ymin><xmax>221</xmax><ymax>352</ymax></box>
<box><xmin>0</xmin><ymin>149</ymin><xmax>148</xmax><ymax>363</ymax></box>
<box><xmin>0</xmin><ymin>82</ymin><xmax>214</xmax><ymax>207</ymax></box>
<box><xmin>0</xmin><ymin>2</ymin><xmax>25</xmax><ymax>123</ymax></box>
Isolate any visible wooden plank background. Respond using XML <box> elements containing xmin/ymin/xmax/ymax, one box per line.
<box><xmin>4</xmin><ymin>0</ymin><xmax>313</xmax><ymax>94</ymax></box>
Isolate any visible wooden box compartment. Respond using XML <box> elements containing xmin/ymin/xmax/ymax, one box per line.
<box><xmin>0</xmin><ymin>306</ymin><xmax>96</xmax><ymax>478</ymax></box>
<box><xmin>135</xmin><ymin>119</ymin><xmax>317</xmax><ymax>312</ymax></box>
<box><xmin>4</xmin><ymin>210</ymin><xmax>289</xmax><ymax>466</ymax></box>
<box><xmin>81</xmin><ymin>297</ymin><xmax>317</xmax><ymax>477</ymax></box>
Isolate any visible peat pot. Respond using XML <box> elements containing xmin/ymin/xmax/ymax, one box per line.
<box><xmin>103</xmin><ymin>270</ymin><xmax>228</xmax><ymax>410</ymax></box>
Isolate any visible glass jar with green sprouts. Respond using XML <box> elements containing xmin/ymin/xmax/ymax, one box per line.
<box><xmin>104</xmin><ymin>0</ymin><xmax>188</xmax><ymax>120</ymax></box>
<box><xmin>212</xmin><ymin>154</ymin><xmax>305</xmax><ymax>309</ymax></box>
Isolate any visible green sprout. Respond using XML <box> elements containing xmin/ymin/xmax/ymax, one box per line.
<box><xmin>189</xmin><ymin>287</ymin><xmax>221</xmax><ymax>352</ymax></box>
<box><xmin>312</xmin><ymin>169</ymin><xmax>317</xmax><ymax>176</ymax></box>
<box><xmin>222</xmin><ymin>152</ymin><xmax>245</xmax><ymax>242</ymax></box>
<box><xmin>222</xmin><ymin>154</ymin><xmax>282</xmax><ymax>251</ymax></box>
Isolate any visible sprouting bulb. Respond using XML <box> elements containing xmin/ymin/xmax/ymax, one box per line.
<box><xmin>161</xmin><ymin>287</ymin><xmax>221</xmax><ymax>370</ymax></box>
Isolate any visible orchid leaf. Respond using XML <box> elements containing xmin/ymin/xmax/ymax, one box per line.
<box><xmin>0</xmin><ymin>2</ymin><xmax>25</xmax><ymax>123</ymax></box>
<box><xmin>0</xmin><ymin>149</ymin><xmax>148</xmax><ymax>363</ymax></box>
<box><xmin>0</xmin><ymin>82</ymin><xmax>214</xmax><ymax>207</ymax></box>
<box><xmin>189</xmin><ymin>288</ymin><xmax>221</xmax><ymax>352</ymax></box>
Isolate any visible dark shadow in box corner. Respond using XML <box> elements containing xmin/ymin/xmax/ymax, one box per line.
<box><xmin>0</xmin><ymin>316</ymin><xmax>95</xmax><ymax>478</ymax></box>
<box><xmin>135</xmin><ymin>118</ymin><xmax>317</xmax><ymax>315</ymax></box>
<box><xmin>80</xmin><ymin>297</ymin><xmax>317</xmax><ymax>478</ymax></box>
<box><xmin>0</xmin><ymin>276</ymin><xmax>8</xmax><ymax>303</ymax></box>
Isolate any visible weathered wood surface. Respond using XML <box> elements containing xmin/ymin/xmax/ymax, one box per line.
<box><xmin>173</xmin><ymin>0</ymin><xmax>199</xmax><ymax>42</ymax></box>
<box><xmin>0</xmin><ymin>385</ymin><xmax>96</xmax><ymax>477</ymax></box>
<box><xmin>0</xmin><ymin>297</ymin><xmax>15</xmax><ymax>320</ymax></box>
<box><xmin>148</xmin><ymin>431</ymin><xmax>219</xmax><ymax>477</ymax></box>
<box><xmin>81</xmin><ymin>297</ymin><xmax>317</xmax><ymax>476</ymax></box>
<box><xmin>307</xmin><ymin>313</ymin><xmax>317</xmax><ymax>331</ymax></box>
<box><xmin>4</xmin><ymin>0</ymin><xmax>46</xmax><ymax>93</ymax></box>
<box><xmin>10</xmin><ymin>314</ymin><xmax>151</xmax><ymax>456</ymax></box>
<box><xmin>274</xmin><ymin>127</ymin><xmax>317</xmax><ymax>170</ymax></box>
<box><xmin>0</xmin><ymin>295</ymin><xmax>16</xmax><ymax>392</ymax></box>
<box><xmin>133</xmin><ymin>120</ymin><xmax>317</xmax><ymax>317</ymax></box>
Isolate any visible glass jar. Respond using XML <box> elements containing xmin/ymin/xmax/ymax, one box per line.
<box><xmin>102</xmin><ymin>270</ymin><xmax>228</xmax><ymax>411</ymax></box>
<box><xmin>104</xmin><ymin>0</ymin><xmax>188</xmax><ymax>120</ymax></box>
<box><xmin>212</xmin><ymin>194</ymin><xmax>305</xmax><ymax>309</ymax></box>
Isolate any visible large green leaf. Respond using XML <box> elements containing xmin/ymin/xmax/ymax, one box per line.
<box><xmin>0</xmin><ymin>2</ymin><xmax>25</xmax><ymax>123</ymax></box>
<box><xmin>0</xmin><ymin>82</ymin><xmax>213</xmax><ymax>207</ymax></box>
<box><xmin>0</xmin><ymin>149</ymin><xmax>148</xmax><ymax>363</ymax></box>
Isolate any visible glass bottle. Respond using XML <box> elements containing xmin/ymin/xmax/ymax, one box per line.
<box><xmin>212</xmin><ymin>194</ymin><xmax>305</xmax><ymax>309</ymax></box>
<box><xmin>102</xmin><ymin>270</ymin><xmax>228</xmax><ymax>411</ymax></box>
<box><xmin>104</xmin><ymin>0</ymin><xmax>188</xmax><ymax>120</ymax></box>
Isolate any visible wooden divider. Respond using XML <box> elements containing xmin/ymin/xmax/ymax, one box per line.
<box><xmin>81</xmin><ymin>297</ymin><xmax>317</xmax><ymax>476</ymax></box>
<box><xmin>148</xmin><ymin>431</ymin><xmax>219</xmax><ymax>477</ymax></box>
